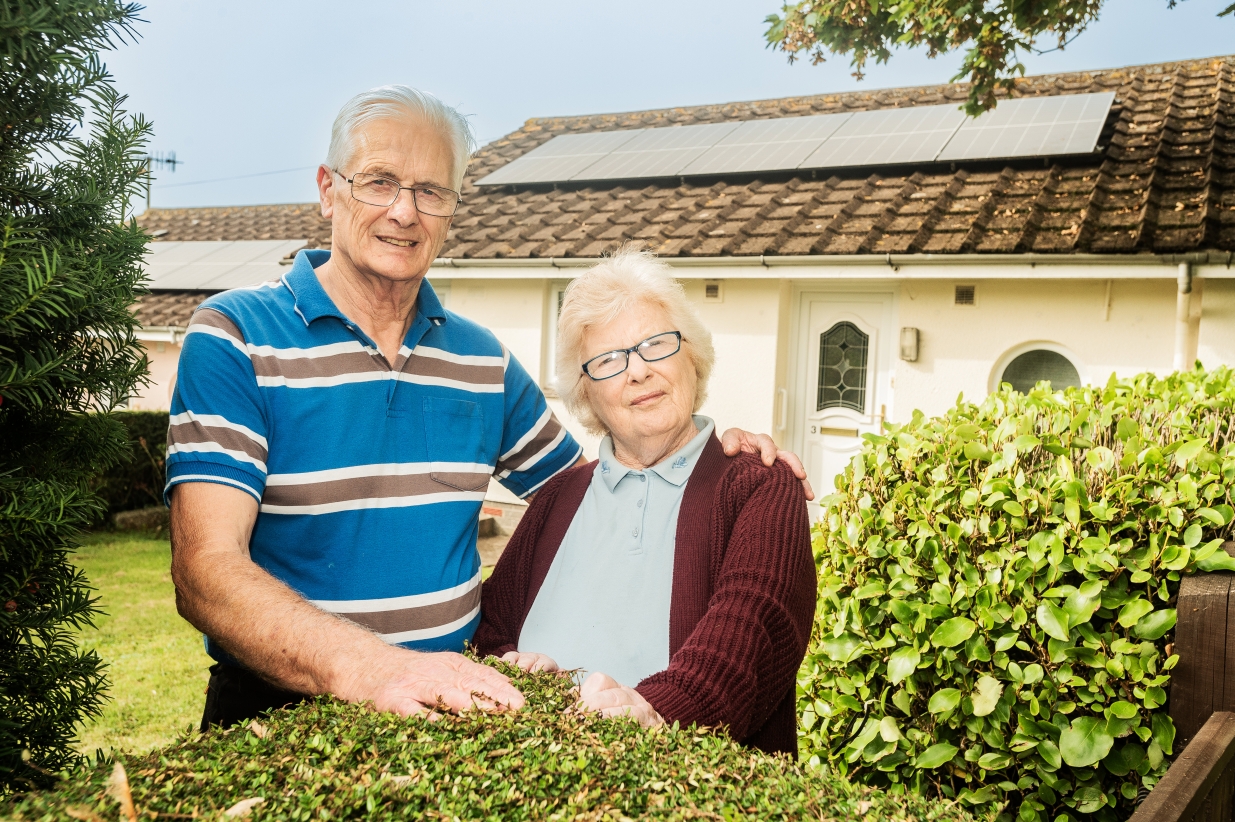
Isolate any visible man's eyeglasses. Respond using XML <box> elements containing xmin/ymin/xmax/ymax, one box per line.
<box><xmin>582</xmin><ymin>331</ymin><xmax>682</xmax><ymax>381</ymax></box>
<box><xmin>333</xmin><ymin>170</ymin><xmax>462</xmax><ymax>217</ymax></box>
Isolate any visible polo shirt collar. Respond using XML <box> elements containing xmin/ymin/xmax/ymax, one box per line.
<box><xmin>597</xmin><ymin>415</ymin><xmax>715</xmax><ymax>492</ymax></box>
<box><xmin>282</xmin><ymin>249</ymin><xmax>448</xmax><ymax>327</ymax></box>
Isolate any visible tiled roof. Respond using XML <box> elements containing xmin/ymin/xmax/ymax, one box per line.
<box><xmin>139</xmin><ymin>54</ymin><xmax>1235</xmax><ymax>259</ymax></box>
<box><xmin>134</xmin><ymin>290</ymin><xmax>213</xmax><ymax>328</ymax></box>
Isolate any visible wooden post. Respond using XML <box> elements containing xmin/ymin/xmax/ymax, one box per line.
<box><xmin>1128</xmin><ymin>712</ymin><xmax>1235</xmax><ymax>822</ymax></box>
<box><xmin>1170</xmin><ymin>542</ymin><xmax>1235</xmax><ymax>752</ymax></box>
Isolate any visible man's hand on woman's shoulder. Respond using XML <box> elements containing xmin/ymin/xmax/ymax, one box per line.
<box><xmin>720</xmin><ymin>428</ymin><xmax>814</xmax><ymax>500</ymax></box>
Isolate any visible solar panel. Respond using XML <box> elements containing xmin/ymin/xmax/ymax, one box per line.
<box><xmin>936</xmin><ymin>92</ymin><xmax>1115</xmax><ymax>161</ymax></box>
<box><xmin>471</xmin><ymin>93</ymin><xmax>1117</xmax><ymax>185</ymax></box>
<box><xmin>679</xmin><ymin>113</ymin><xmax>853</xmax><ymax>175</ymax></box>
<box><xmin>473</xmin><ymin>130</ymin><xmax>645</xmax><ymax>186</ymax></box>
<box><xmin>573</xmin><ymin>122</ymin><xmax>740</xmax><ymax>181</ymax></box>
<box><xmin>799</xmin><ymin>105</ymin><xmax>968</xmax><ymax>169</ymax></box>
<box><xmin>144</xmin><ymin>239</ymin><xmax>307</xmax><ymax>290</ymax></box>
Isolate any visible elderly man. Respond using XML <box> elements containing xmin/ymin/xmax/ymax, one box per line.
<box><xmin>167</xmin><ymin>85</ymin><xmax>810</xmax><ymax>729</ymax></box>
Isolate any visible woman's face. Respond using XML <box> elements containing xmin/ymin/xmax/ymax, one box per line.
<box><xmin>581</xmin><ymin>303</ymin><xmax>697</xmax><ymax>449</ymax></box>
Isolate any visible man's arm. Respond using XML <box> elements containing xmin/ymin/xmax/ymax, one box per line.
<box><xmin>170</xmin><ymin>482</ymin><xmax>523</xmax><ymax>715</ymax></box>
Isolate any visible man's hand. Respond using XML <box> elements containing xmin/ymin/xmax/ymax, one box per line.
<box><xmin>498</xmin><ymin>651</ymin><xmax>560</xmax><ymax>673</ymax></box>
<box><xmin>356</xmin><ymin>650</ymin><xmax>525</xmax><ymax>718</ymax></box>
<box><xmin>720</xmin><ymin>428</ymin><xmax>814</xmax><ymax>500</ymax></box>
<box><xmin>171</xmin><ymin>481</ymin><xmax>525</xmax><ymax>718</ymax></box>
<box><xmin>577</xmin><ymin>672</ymin><xmax>663</xmax><ymax>728</ymax></box>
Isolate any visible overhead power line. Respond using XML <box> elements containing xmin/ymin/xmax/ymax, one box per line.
<box><xmin>155</xmin><ymin>164</ymin><xmax>319</xmax><ymax>189</ymax></box>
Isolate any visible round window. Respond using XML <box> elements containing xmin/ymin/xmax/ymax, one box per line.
<box><xmin>1000</xmin><ymin>349</ymin><xmax>1081</xmax><ymax>393</ymax></box>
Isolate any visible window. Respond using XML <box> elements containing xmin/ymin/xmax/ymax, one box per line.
<box><xmin>543</xmin><ymin>280</ymin><xmax>570</xmax><ymax>390</ymax></box>
<box><xmin>999</xmin><ymin>349</ymin><xmax>1081</xmax><ymax>393</ymax></box>
<box><xmin>818</xmin><ymin>321</ymin><xmax>869</xmax><ymax>412</ymax></box>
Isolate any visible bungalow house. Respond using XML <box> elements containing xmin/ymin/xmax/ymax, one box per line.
<box><xmin>132</xmin><ymin>54</ymin><xmax>1235</xmax><ymax>515</ymax></box>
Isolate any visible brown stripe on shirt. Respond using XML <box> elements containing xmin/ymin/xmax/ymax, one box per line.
<box><xmin>331</xmin><ymin>583</ymin><xmax>480</xmax><ymax>636</ymax></box>
<box><xmin>263</xmin><ymin>469</ymin><xmax>492</xmax><ymax>507</ymax></box>
<box><xmin>249</xmin><ymin>349</ymin><xmax>383</xmax><ymax>380</ymax></box>
<box><xmin>496</xmin><ymin>413</ymin><xmax>565</xmax><ymax>473</ymax></box>
<box><xmin>168</xmin><ymin>420</ymin><xmax>268</xmax><ymax>463</ymax></box>
<box><xmin>190</xmin><ymin>308</ymin><xmax>245</xmax><ymax>343</ymax></box>
<box><xmin>404</xmin><ymin>351</ymin><xmax>505</xmax><ymax>388</ymax></box>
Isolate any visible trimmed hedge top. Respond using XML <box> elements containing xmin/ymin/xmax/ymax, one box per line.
<box><xmin>8</xmin><ymin>663</ymin><xmax>972</xmax><ymax>821</ymax></box>
<box><xmin>797</xmin><ymin>367</ymin><xmax>1235</xmax><ymax>821</ymax></box>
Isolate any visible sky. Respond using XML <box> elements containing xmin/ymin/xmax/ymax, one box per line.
<box><xmin>103</xmin><ymin>0</ymin><xmax>1235</xmax><ymax>209</ymax></box>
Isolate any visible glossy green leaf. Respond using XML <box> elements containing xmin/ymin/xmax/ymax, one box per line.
<box><xmin>1117</xmin><ymin>598</ymin><xmax>1154</xmax><ymax>628</ymax></box>
<box><xmin>930</xmin><ymin>616</ymin><xmax>976</xmax><ymax>648</ymax></box>
<box><xmin>1133</xmin><ymin>608</ymin><xmax>1177</xmax><ymax>640</ymax></box>
<box><xmin>1035</xmin><ymin>602</ymin><xmax>1070</xmax><ymax>642</ymax></box>
<box><xmin>1059</xmin><ymin>716</ymin><xmax>1115</xmax><ymax>767</ymax></box>
<box><xmin>914</xmin><ymin>742</ymin><xmax>959</xmax><ymax>769</ymax></box>
<box><xmin>887</xmin><ymin>646</ymin><xmax>920</xmax><ymax>685</ymax></box>
<box><xmin>1200</xmin><ymin>552</ymin><xmax>1235</xmax><ymax>572</ymax></box>
<box><xmin>928</xmin><ymin>688</ymin><xmax>962</xmax><ymax>715</ymax></box>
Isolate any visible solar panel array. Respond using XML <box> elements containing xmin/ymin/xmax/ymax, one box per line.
<box><xmin>474</xmin><ymin>92</ymin><xmax>1115</xmax><ymax>186</ymax></box>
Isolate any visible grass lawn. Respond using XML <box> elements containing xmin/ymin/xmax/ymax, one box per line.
<box><xmin>72</xmin><ymin>531</ymin><xmax>208</xmax><ymax>757</ymax></box>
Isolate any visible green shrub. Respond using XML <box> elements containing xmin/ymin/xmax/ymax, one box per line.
<box><xmin>0</xmin><ymin>0</ymin><xmax>150</xmax><ymax>791</ymax></box>
<box><xmin>91</xmin><ymin>411</ymin><xmax>169</xmax><ymax>516</ymax></box>
<box><xmin>797</xmin><ymin>367</ymin><xmax>1235</xmax><ymax>821</ymax></box>
<box><xmin>7</xmin><ymin>663</ymin><xmax>973</xmax><ymax>821</ymax></box>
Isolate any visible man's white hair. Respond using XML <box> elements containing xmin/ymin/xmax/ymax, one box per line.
<box><xmin>555</xmin><ymin>247</ymin><xmax>716</xmax><ymax>436</ymax></box>
<box><xmin>325</xmin><ymin>85</ymin><xmax>476</xmax><ymax>189</ymax></box>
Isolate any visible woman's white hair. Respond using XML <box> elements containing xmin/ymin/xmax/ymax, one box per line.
<box><xmin>325</xmin><ymin>85</ymin><xmax>476</xmax><ymax>189</ymax></box>
<box><xmin>555</xmin><ymin>247</ymin><xmax>716</xmax><ymax>436</ymax></box>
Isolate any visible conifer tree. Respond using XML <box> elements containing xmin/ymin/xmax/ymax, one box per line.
<box><xmin>0</xmin><ymin>0</ymin><xmax>150</xmax><ymax>791</ymax></box>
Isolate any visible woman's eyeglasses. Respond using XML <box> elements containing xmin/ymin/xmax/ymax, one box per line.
<box><xmin>581</xmin><ymin>331</ymin><xmax>682</xmax><ymax>381</ymax></box>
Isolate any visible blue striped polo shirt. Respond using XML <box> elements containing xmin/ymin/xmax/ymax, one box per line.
<box><xmin>164</xmin><ymin>249</ymin><xmax>582</xmax><ymax>659</ymax></box>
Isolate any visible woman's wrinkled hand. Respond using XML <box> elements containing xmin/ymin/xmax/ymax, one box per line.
<box><xmin>499</xmin><ymin>651</ymin><xmax>560</xmax><ymax>673</ymax></box>
<box><xmin>577</xmin><ymin>671</ymin><xmax>663</xmax><ymax>728</ymax></box>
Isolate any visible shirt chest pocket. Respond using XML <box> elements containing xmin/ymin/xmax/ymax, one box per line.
<box><xmin>423</xmin><ymin>397</ymin><xmax>491</xmax><ymax>492</ymax></box>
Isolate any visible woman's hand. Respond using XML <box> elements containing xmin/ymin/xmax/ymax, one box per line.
<box><xmin>577</xmin><ymin>672</ymin><xmax>663</xmax><ymax>728</ymax></box>
<box><xmin>499</xmin><ymin>651</ymin><xmax>560</xmax><ymax>673</ymax></box>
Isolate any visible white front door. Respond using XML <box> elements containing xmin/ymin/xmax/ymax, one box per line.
<box><xmin>798</xmin><ymin>292</ymin><xmax>894</xmax><ymax>503</ymax></box>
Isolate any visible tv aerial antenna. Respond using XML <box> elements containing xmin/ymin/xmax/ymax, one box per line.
<box><xmin>141</xmin><ymin>151</ymin><xmax>183</xmax><ymax>211</ymax></box>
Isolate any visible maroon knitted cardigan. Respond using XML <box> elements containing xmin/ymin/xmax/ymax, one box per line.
<box><xmin>473</xmin><ymin>435</ymin><xmax>816</xmax><ymax>756</ymax></box>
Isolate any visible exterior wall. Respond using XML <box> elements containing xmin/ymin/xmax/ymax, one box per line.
<box><xmin>893</xmin><ymin>278</ymin><xmax>1179</xmax><ymax>419</ymax></box>
<box><xmin>1199</xmin><ymin>278</ymin><xmax>1235</xmax><ymax>369</ymax></box>
<box><xmin>127</xmin><ymin>341</ymin><xmax>181</xmax><ymax>410</ymax></box>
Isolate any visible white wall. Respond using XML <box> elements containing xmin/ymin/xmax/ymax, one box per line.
<box><xmin>894</xmin><ymin>278</ymin><xmax>1179</xmax><ymax>419</ymax></box>
<box><xmin>128</xmin><ymin>342</ymin><xmax>180</xmax><ymax>410</ymax></box>
<box><xmin>1199</xmin><ymin>278</ymin><xmax>1235</xmax><ymax>369</ymax></box>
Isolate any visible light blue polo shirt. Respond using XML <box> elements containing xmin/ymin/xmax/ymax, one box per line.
<box><xmin>164</xmin><ymin>250</ymin><xmax>582</xmax><ymax>659</ymax></box>
<box><xmin>518</xmin><ymin>416</ymin><xmax>715</xmax><ymax>686</ymax></box>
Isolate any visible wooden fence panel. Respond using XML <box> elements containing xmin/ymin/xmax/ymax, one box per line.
<box><xmin>1172</xmin><ymin>572</ymin><xmax>1234</xmax><ymax>750</ymax></box>
<box><xmin>1128</xmin><ymin>712</ymin><xmax>1235</xmax><ymax>822</ymax></box>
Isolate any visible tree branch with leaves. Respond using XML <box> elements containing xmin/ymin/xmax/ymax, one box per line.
<box><xmin>765</xmin><ymin>0</ymin><xmax>1233</xmax><ymax>115</ymax></box>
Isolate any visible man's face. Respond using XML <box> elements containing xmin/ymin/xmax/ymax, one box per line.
<box><xmin>317</xmin><ymin>117</ymin><xmax>459</xmax><ymax>284</ymax></box>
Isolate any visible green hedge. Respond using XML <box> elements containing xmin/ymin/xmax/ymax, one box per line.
<box><xmin>90</xmin><ymin>411</ymin><xmax>169</xmax><ymax>517</ymax></box>
<box><xmin>797</xmin><ymin>366</ymin><xmax>1235</xmax><ymax>821</ymax></box>
<box><xmin>6</xmin><ymin>663</ymin><xmax>972</xmax><ymax>821</ymax></box>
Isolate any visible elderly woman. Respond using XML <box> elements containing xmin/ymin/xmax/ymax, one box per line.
<box><xmin>473</xmin><ymin>249</ymin><xmax>815</xmax><ymax>755</ymax></box>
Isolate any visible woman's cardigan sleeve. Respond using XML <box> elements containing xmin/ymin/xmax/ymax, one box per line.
<box><xmin>635</xmin><ymin>457</ymin><xmax>816</xmax><ymax>742</ymax></box>
<box><xmin>472</xmin><ymin>472</ymin><xmax>570</xmax><ymax>658</ymax></box>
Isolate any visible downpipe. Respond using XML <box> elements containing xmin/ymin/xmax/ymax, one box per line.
<box><xmin>1173</xmin><ymin>262</ymin><xmax>1193</xmax><ymax>372</ymax></box>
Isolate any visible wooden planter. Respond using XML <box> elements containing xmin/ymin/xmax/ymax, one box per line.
<box><xmin>1125</xmin><ymin>541</ymin><xmax>1235</xmax><ymax>821</ymax></box>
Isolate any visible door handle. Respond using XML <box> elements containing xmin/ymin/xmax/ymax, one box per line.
<box><xmin>776</xmin><ymin>388</ymin><xmax>787</xmax><ymax>431</ymax></box>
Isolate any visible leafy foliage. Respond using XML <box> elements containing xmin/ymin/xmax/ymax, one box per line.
<box><xmin>6</xmin><ymin>662</ymin><xmax>973</xmax><ymax>821</ymax></box>
<box><xmin>797</xmin><ymin>367</ymin><xmax>1235</xmax><ymax>820</ymax></box>
<box><xmin>0</xmin><ymin>0</ymin><xmax>150</xmax><ymax>792</ymax></box>
<box><xmin>764</xmin><ymin>0</ymin><xmax>1235</xmax><ymax>115</ymax></box>
<box><xmin>90</xmin><ymin>411</ymin><xmax>168</xmax><ymax>516</ymax></box>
